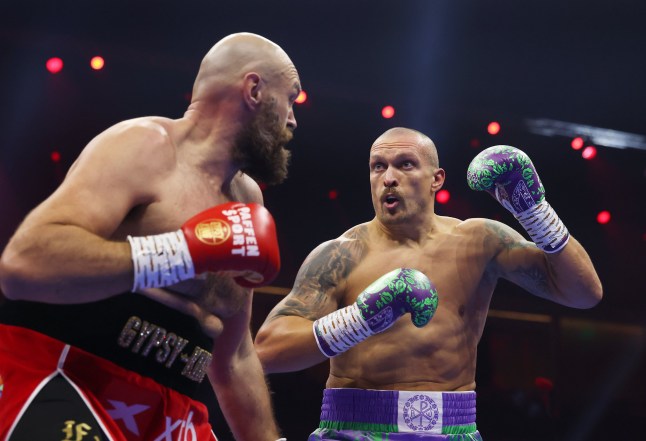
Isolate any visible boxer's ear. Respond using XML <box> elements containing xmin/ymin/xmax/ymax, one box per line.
<box><xmin>242</xmin><ymin>72</ymin><xmax>263</xmax><ymax>110</ymax></box>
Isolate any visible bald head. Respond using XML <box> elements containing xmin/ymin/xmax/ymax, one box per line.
<box><xmin>372</xmin><ymin>127</ymin><xmax>439</xmax><ymax>168</ymax></box>
<box><xmin>192</xmin><ymin>32</ymin><xmax>295</xmax><ymax>101</ymax></box>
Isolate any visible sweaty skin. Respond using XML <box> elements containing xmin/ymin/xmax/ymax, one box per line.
<box><xmin>0</xmin><ymin>32</ymin><xmax>301</xmax><ymax>441</ymax></box>
<box><xmin>255</xmin><ymin>127</ymin><xmax>602</xmax><ymax>392</ymax></box>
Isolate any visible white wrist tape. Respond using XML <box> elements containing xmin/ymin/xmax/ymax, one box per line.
<box><xmin>515</xmin><ymin>200</ymin><xmax>570</xmax><ymax>253</ymax></box>
<box><xmin>127</xmin><ymin>231</ymin><xmax>195</xmax><ymax>291</ymax></box>
<box><xmin>313</xmin><ymin>303</ymin><xmax>375</xmax><ymax>357</ymax></box>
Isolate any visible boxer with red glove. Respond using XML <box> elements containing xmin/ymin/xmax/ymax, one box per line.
<box><xmin>127</xmin><ymin>201</ymin><xmax>280</xmax><ymax>290</ymax></box>
<box><xmin>313</xmin><ymin>268</ymin><xmax>438</xmax><ymax>357</ymax></box>
<box><xmin>467</xmin><ymin>145</ymin><xmax>570</xmax><ymax>253</ymax></box>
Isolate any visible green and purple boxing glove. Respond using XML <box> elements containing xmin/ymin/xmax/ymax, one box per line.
<box><xmin>313</xmin><ymin>268</ymin><xmax>438</xmax><ymax>357</ymax></box>
<box><xmin>466</xmin><ymin>145</ymin><xmax>570</xmax><ymax>253</ymax></box>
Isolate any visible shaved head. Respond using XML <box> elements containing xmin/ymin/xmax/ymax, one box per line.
<box><xmin>372</xmin><ymin>127</ymin><xmax>439</xmax><ymax>168</ymax></box>
<box><xmin>192</xmin><ymin>32</ymin><xmax>295</xmax><ymax>101</ymax></box>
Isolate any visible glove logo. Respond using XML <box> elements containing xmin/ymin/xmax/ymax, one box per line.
<box><xmin>193</xmin><ymin>219</ymin><xmax>231</xmax><ymax>246</ymax></box>
<box><xmin>403</xmin><ymin>394</ymin><xmax>439</xmax><ymax>431</ymax></box>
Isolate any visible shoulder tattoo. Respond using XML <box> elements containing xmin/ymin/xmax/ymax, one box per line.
<box><xmin>270</xmin><ymin>227</ymin><xmax>368</xmax><ymax>321</ymax></box>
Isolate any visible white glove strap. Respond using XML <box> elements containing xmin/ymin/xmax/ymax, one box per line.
<box><xmin>515</xmin><ymin>200</ymin><xmax>570</xmax><ymax>253</ymax></box>
<box><xmin>313</xmin><ymin>303</ymin><xmax>375</xmax><ymax>357</ymax></box>
<box><xmin>128</xmin><ymin>231</ymin><xmax>195</xmax><ymax>291</ymax></box>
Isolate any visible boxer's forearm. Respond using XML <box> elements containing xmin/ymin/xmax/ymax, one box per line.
<box><xmin>209</xmin><ymin>334</ymin><xmax>282</xmax><ymax>440</ymax></box>
<box><xmin>545</xmin><ymin>236</ymin><xmax>603</xmax><ymax>308</ymax></box>
<box><xmin>0</xmin><ymin>224</ymin><xmax>133</xmax><ymax>303</ymax></box>
<box><xmin>255</xmin><ymin>316</ymin><xmax>328</xmax><ymax>373</ymax></box>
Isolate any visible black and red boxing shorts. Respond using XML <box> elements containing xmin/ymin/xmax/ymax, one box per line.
<box><xmin>0</xmin><ymin>324</ymin><xmax>218</xmax><ymax>440</ymax></box>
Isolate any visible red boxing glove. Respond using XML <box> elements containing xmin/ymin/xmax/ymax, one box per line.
<box><xmin>181</xmin><ymin>202</ymin><xmax>281</xmax><ymax>287</ymax></box>
<box><xmin>128</xmin><ymin>202</ymin><xmax>280</xmax><ymax>290</ymax></box>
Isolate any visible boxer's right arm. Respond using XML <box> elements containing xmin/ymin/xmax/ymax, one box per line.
<box><xmin>255</xmin><ymin>239</ymin><xmax>352</xmax><ymax>373</ymax></box>
<box><xmin>0</xmin><ymin>121</ymin><xmax>177</xmax><ymax>303</ymax></box>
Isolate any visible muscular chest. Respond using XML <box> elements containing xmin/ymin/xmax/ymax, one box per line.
<box><xmin>344</xmin><ymin>235</ymin><xmax>493</xmax><ymax>314</ymax></box>
<box><xmin>121</xmin><ymin>171</ymin><xmax>249</xmax><ymax>236</ymax></box>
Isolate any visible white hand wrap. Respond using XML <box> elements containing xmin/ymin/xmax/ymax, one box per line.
<box><xmin>515</xmin><ymin>200</ymin><xmax>570</xmax><ymax>253</ymax></box>
<box><xmin>313</xmin><ymin>303</ymin><xmax>375</xmax><ymax>357</ymax></box>
<box><xmin>127</xmin><ymin>231</ymin><xmax>195</xmax><ymax>291</ymax></box>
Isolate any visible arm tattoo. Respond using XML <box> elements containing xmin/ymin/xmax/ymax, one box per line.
<box><xmin>484</xmin><ymin>220</ymin><xmax>527</xmax><ymax>250</ymax></box>
<box><xmin>510</xmin><ymin>265</ymin><xmax>551</xmax><ymax>295</ymax></box>
<box><xmin>269</xmin><ymin>227</ymin><xmax>367</xmax><ymax>321</ymax></box>
<box><xmin>484</xmin><ymin>220</ymin><xmax>552</xmax><ymax>296</ymax></box>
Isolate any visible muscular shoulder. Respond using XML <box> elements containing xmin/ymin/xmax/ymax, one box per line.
<box><xmin>59</xmin><ymin>117</ymin><xmax>180</xmax><ymax>208</ymax></box>
<box><xmin>455</xmin><ymin>217</ymin><xmax>529</xmax><ymax>254</ymax></box>
<box><xmin>100</xmin><ymin>117</ymin><xmax>175</xmax><ymax>156</ymax></box>
<box><xmin>292</xmin><ymin>224</ymin><xmax>369</xmax><ymax>298</ymax></box>
<box><xmin>231</xmin><ymin>173</ymin><xmax>264</xmax><ymax>204</ymax></box>
<box><xmin>71</xmin><ymin>117</ymin><xmax>175</xmax><ymax>170</ymax></box>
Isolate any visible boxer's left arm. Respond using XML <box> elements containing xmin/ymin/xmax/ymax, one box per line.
<box><xmin>485</xmin><ymin>220</ymin><xmax>603</xmax><ymax>308</ymax></box>
<box><xmin>0</xmin><ymin>122</ymin><xmax>171</xmax><ymax>303</ymax></box>
<box><xmin>207</xmin><ymin>289</ymin><xmax>283</xmax><ymax>441</ymax></box>
<box><xmin>467</xmin><ymin>146</ymin><xmax>602</xmax><ymax>308</ymax></box>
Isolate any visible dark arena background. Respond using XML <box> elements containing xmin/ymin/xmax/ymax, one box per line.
<box><xmin>1</xmin><ymin>1</ymin><xmax>644</xmax><ymax>440</ymax></box>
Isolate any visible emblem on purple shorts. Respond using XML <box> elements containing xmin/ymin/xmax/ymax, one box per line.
<box><xmin>403</xmin><ymin>394</ymin><xmax>439</xmax><ymax>431</ymax></box>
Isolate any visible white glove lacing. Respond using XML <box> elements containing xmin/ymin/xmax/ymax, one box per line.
<box><xmin>127</xmin><ymin>231</ymin><xmax>195</xmax><ymax>291</ymax></box>
<box><xmin>515</xmin><ymin>200</ymin><xmax>570</xmax><ymax>253</ymax></box>
<box><xmin>313</xmin><ymin>303</ymin><xmax>375</xmax><ymax>357</ymax></box>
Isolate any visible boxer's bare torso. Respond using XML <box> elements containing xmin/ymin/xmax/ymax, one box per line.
<box><xmin>291</xmin><ymin>216</ymin><xmax>528</xmax><ymax>391</ymax></box>
<box><xmin>104</xmin><ymin>117</ymin><xmax>262</xmax><ymax>332</ymax></box>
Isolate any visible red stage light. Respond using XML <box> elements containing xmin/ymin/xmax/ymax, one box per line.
<box><xmin>571</xmin><ymin>137</ymin><xmax>584</xmax><ymax>150</ymax></box>
<box><xmin>90</xmin><ymin>56</ymin><xmax>105</xmax><ymax>70</ymax></box>
<box><xmin>328</xmin><ymin>189</ymin><xmax>338</xmax><ymax>200</ymax></box>
<box><xmin>295</xmin><ymin>90</ymin><xmax>307</xmax><ymax>104</ymax></box>
<box><xmin>596</xmin><ymin>210</ymin><xmax>611</xmax><ymax>224</ymax></box>
<box><xmin>582</xmin><ymin>146</ymin><xmax>597</xmax><ymax>159</ymax></box>
<box><xmin>487</xmin><ymin>121</ymin><xmax>500</xmax><ymax>135</ymax></box>
<box><xmin>469</xmin><ymin>138</ymin><xmax>481</xmax><ymax>148</ymax></box>
<box><xmin>381</xmin><ymin>106</ymin><xmax>395</xmax><ymax>119</ymax></box>
<box><xmin>50</xmin><ymin>151</ymin><xmax>61</xmax><ymax>162</ymax></box>
<box><xmin>436</xmin><ymin>189</ymin><xmax>450</xmax><ymax>204</ymax></box>
<box><xmin>534</xmin><ymin>376</ymin><xmax>554</xmax><ymax>392</ymax></box>
<box><xmin>46</xmin><ymin>57</ymin><xmax>64</xmax><ymax>74</ymax></box>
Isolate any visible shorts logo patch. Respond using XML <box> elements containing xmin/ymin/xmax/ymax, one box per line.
<box><xmin>403</xmin><ymin>394</ymin><xmax>439</xmax><ymax>431</ymax></box>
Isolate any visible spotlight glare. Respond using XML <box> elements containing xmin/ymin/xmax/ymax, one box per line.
<box><xmin>46</xmin><ymin>57</ymin><xmax>64</xmax><ymax>74</ymax></box>
<box><xmin>50</xmin><ymin>151</ymin><xmax>61</xmax><ymax>162</ymax></box>
<box><xmin>90</xmin><ymin>56</ymin><xmax>105</xmax><ymax>70</ymax></box>
<box><xmin>596</xmin><ymin>210</ymin><xmax>611</xmax><ymax>224</ymax></box>
<box><xmin>381</xmin><ymin>105</ymin><xmax>395</xmax><ymax>119</ymax></box>
<box><xmin>582</xmin><ymin>146</ymin><xmax>597</xmax><ymax>160</ymax></box>
<box><xmin>571</xmin><ymin>137</ymin><xmax>584</xmax><ymax>150</ymax></box>
<box><xmin>487</xmin><ymin>121</ymin><xmax>501</xmax><ymax>135</ymax></box>
<box><xmin>436</xmin><ymin>189</ymin><xmax>450</xmax><ymax>204</ymax></box>
<box><xmin>328</xmin><ymin>189</ymin><xmax>338</xmax><ymax>200</ymax></box>
<box><xmin>295</xmin><ymin>90</ymin><xmax>307</xmax><ymax>104</ymax></box>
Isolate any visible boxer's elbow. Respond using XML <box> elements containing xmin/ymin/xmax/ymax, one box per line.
<box><xmin>0</xmin><ymin>248</ymin><xmax>46</xmax><ymax>301</ymax></box>
<box><xmin>561</xmin><ymin>279</ymin><xmax>603</xmax><ymax>309</ymax></box>
<box><xmin>580</xmin><ymin>279</ymin><xmax>603</xmax><ymax>309</ymax></box>
<box><xmin>254</xmin><ymin>328</ymin><xmax>278</xmax><ymax>371</ymax></box>
<box><xmin>0</xmin><ymin>256</ymin><xmax>29</xmax><ymax>300</ymax></box>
